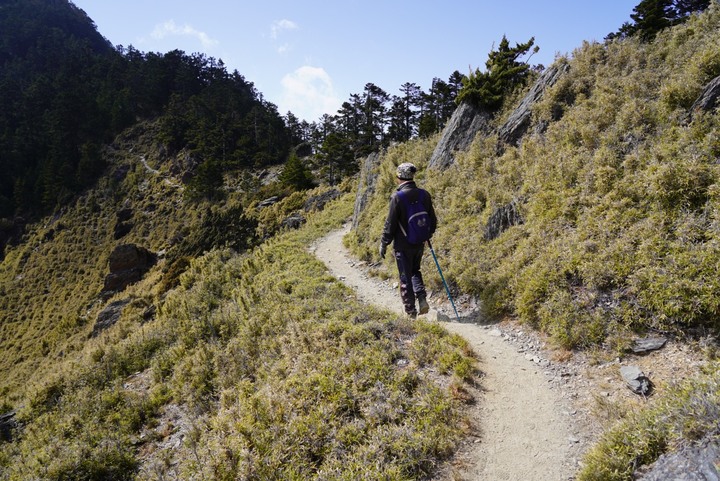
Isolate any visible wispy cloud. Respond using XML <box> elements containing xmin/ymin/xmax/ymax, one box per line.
<box><xmin>271</xmin><ymin>19</ymin><xmax>298</xmax><ymax>40</ymax></box>
<box><xmin>280</xmin><ymin>66</ymin><xmax>342</xmax><ymax>121</ymax></box>
<box><xmin>151</xmin><ymin>20</ymin><xmax>218</xmax><ymax>49</ymax></box>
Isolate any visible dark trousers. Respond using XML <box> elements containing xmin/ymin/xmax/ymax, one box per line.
<box><xmin>394</xmin><ymin>247</ymin><xmax>426</xmax><ymax>315</ymax></box>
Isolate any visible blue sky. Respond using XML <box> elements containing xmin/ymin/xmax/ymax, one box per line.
<box><xmin>70</xmin><ymin>1</ymin><xmax>639</xmax><ymax>122</ymax></box>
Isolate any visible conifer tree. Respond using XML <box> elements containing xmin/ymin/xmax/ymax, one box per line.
<box><xmin>280</xmin><ymin>152</ymin><xmax>314</xmax><ymax>190</ymax></box>
<box><xmin>457</xmin><ymin>36</ymin><xmax>538</xmax><ymax>112</ymax></box>
<box><xmin>607</xmin><ymin>0</ymin><xmax>712</xmax><ymax>41</ymax></box>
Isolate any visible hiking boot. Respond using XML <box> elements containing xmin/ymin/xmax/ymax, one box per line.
<box><xmin>418</xmin><ymin>297</ymin><xmax>429</xmax><ymax>315</ymax></box>
<box><xmin>406</xmin><ymin>311</ymin><xmax>417</xmax><ymax>320</ymax></box>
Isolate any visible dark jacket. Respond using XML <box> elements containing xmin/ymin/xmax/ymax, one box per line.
<box><xmin>381</xmin><ymin>181</ymin><xmax>437</xmax><ymax>250</ymax></box>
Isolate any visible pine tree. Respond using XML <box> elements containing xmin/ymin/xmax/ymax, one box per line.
<box><xmin>607</xmin><ymin>0</ymin><xmax>712</xmax><ymax>41</ymax></box>
<box><xmin>457</xmin><ymin>36</ymin><xmax>538</xmax><ymax>112</ymax></box>
<box><xmin>279</xmin><ymin>152</ymin><xmax>314</xmax><ymax>190</ymax></box>
<box><xmin>631</xmin><ymin>0</ymin><xmax>674</xmax><ymax>41</ymax></box>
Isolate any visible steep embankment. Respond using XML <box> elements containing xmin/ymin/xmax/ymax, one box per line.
<box><xmin>313</xmin><ymin>225</ymin><xmax>585</xmax><ymax>480</ymax></box>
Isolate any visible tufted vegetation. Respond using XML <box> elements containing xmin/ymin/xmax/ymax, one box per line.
<box><xmin>0</xmin><ymin>192</ymin><xmax>475</xmax><ymax>479</ymax></box>
<box><xmin>349</xmin><ymin>6</ymin><xmax>720</xmax><ymax>479</ymax></box>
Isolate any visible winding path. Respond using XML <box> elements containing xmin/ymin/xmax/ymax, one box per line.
<box><xmin>312</xmin><ymin>225</ymin><xmax>577</xmax><ymax>480</ymax></box>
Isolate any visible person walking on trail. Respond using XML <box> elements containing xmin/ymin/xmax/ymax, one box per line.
<box><xmin>379</xmin><ymin>162</ymin><xmax>437</xmax><ymax>319</ymax></box>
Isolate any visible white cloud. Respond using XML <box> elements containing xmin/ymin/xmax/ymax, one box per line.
<box><xmin>151</xmin><ymin>20</ymin><xmax>218</xmax><ymax>49</ymax></box>
<box><xmin>280</xmin><ymin>66</ymin><xmax>342</xmax><ymax>121</ymax></box>
<box><xmin>271</xmin><ymin>19</ymin><xmax>298</xmax><ymax>39</ymax></box>
<box><xmin>277</xmin><ymin>43</ymin><xmax>291</xmax><ymax>54</ymax></box>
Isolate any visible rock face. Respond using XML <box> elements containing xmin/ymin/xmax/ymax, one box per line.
<box><xmin>691</xmin><ymin>74</ymin><xmax>720</xmax><ymax>119</ymax></box>
<box><xmin>352</xmin><ymin>151</ymin><xmax>382</xmax><ymax>229</ymax></box>
<box><xmin>103</xmin><ymin>244</ymin><xmax>156</xmax><ymax>292</ymax></box>
<box><xmin>498</xmin><ymin>63</ymin><xmax>570</xmax><ymax>147</ymax></box>
<box><xmin>428</xmin><ymin>102</ymin><xmax>492</xmax><ymax>170</ymax></box>
<box><xmin>426</xmin><ymin>63</ymin><xmax>570</xmax><ymax>171</ymax></box>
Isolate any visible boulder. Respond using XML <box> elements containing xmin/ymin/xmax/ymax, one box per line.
<box><xmin>428</xmin><ymin>101</ymin><xmax>492</xmax><ymax>170</ymax></box>
<box><xmin>351</xmin><ymin>151</ymin><xmax>382</xmax><ymax>229</ymax></box>
<box><xmin>498</xmin><ymin>63</ymin><xmax>570</xmax><ymax>147</ymax></box>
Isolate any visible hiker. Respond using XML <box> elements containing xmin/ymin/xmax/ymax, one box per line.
<box><xmin>379</xmin><ymin>162</ymin><xmax>437</xmax><ymax>319</ymax></box>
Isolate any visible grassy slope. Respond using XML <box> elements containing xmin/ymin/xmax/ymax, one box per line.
<box><xmin>356</xmin><ymin>7</ymin><xmax>720</xmax><ymax>351</ymax></box>
<box><xmin>349</xmin><ymin>6</ymin><xmax>720</xmax><ymax>479</ymax></box>
<box><xmin>0</xmin><ymin>127</ymin><xmax>475</xmax><ymax>478</ymax></box>
<box><xmin>3</xmin><ymin>6</ymin><xmax>720</xmax><ymax>479</ymax></box>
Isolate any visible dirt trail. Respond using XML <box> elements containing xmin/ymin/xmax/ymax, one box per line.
<box><xmin>312</xmin><ymin>225</ymin><xmax>580</xmax><ymax>480</ymax></box>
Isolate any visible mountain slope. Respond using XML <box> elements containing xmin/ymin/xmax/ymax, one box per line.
<box><xmin>348</xmin><ymin>4</ymin><xmax>720</xmax><ymax>479</ymax></box>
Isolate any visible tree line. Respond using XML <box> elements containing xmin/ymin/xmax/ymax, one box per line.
<box><xmin>282</xmin><ymin>73</ymin><xmax>464</xmax><ymax>185</ymax></box>
<box><xmin>607</xmin><ymin>0</ymin><xmax>713</xmax><ymax>41</ymax></box>
<box><xmin>1</xmin><ymin>0</ymin><xmax>713</xmax><ymax>220</ymax></box>
<box><xmin>0</xmin><ymin>0</ymin><xmax>291</xmax><ymax>218</ymax></box>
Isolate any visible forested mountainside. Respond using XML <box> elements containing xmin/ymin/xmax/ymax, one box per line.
<box><xmin>0</xmin><ymin>0</ymin><xmax>290</xmax><ymax>223</ymax></box>
<box><xmin>1</xmin><ymin>0</ymin><xmax>720</xmax><ymax>479</ymax></box>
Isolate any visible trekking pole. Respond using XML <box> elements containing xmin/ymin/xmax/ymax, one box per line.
<box><xmin>426</xmin><ymin>240</ymin><xmax>461</xmax><ymax>321</ymax></box>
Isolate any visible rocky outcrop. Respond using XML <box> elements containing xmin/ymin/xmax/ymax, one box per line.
<box><xmin>282</xmin><ymin>213</ymin><xmax>306</xmax><ymax>230</ymax></box>
<box><xmin>498</xmin><ymin>63</ymin><xmax>570</xmax><ymax>147</ymax></box>
<box><xmin>428</xmin><ymin>102</ymin><xmax>492</xmax><ymax>170</ymax></box>
<box><xmin>0</xmin><ymin>411</ymin><xmax>17</xmax><ymax>442</ymax></box>
<box><xmin>103</xmin><ymin>244</ymin><xmax>156</xmax><ymax>292</ymax></box>
<box><xmin>93</xmin><ymin>298</ymin><xmax>131</xmax><ymax>336</ymax></box>
<box><xmin>636</xmin><ymin>437</ymin><xmax>720</xmax><ymax>480</ymax></box>
<box><xmin>304</xmin><ymin>189</ymin><xmax>341</xmax><ymax>212</ymax></box>
<box><xmin>690</xmin><ymin>74</ymin><xmax>720</xmax><ymax>119</ymax></box>
<box><xmin>484</xmin><ymin>200</ymin><xmax>524</xmax><ymax>240</ymax></box>
<box><xmin>352</xmin><ymin>151</ymin><xmax>382</xmax><ymax>229</ymax></box>
<box><xmin>113</xmin><ymin>208</ymin><xmax>134</xmax><ymax>240</ymax></box>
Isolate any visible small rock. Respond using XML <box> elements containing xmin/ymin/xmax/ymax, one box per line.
<box><xmin>630</xmin><ymin>336</ymin><xmax>667</xmax><ymax>354</ymax></box>
<box><xmin>620</xmin><ymin>365</ymin><xmax>653</xmax><ymax>395</ymax></box>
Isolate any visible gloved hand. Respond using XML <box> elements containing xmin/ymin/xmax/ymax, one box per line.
<box><xmin>379</xmin><ymin>243</ymin><xmax>386</xmax><ymax>259</ymax></box>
